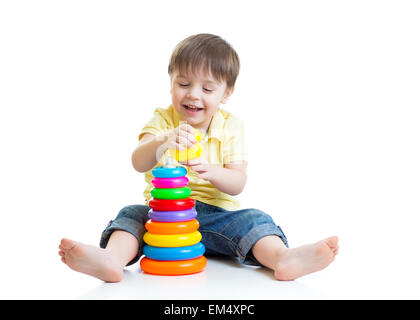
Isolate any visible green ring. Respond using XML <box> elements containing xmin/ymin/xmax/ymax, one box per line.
<box><xmin>151</xmin><ymin>187</ymin><xmax>191</xmax><ymax>200</ymax></box>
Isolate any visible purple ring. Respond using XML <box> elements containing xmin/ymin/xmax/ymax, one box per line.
<box><xmin>148</xmin><ymin>208</ymin><xmax>197</xmax><ymax>222</ymax></box>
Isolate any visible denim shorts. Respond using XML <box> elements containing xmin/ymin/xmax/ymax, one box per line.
<box><xmin>100</xmin><ymin>200</ymin><xmax>288</xmax><ymax>266</ymax></box>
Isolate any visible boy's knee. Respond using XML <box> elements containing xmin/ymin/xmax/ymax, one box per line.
<box><xmin>238</xmin><ymin>209</ymin><xmax>275</xmax><ymax>226</ymax></box>
<box><xmin>116</xmin><ymin>204</ymin><xmax>150</xmax><ymax>222</ymax></box>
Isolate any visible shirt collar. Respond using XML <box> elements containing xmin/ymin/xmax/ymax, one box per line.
<box><xmin>207</xmin><ymin>109</ymin><xmax>224</xmax><ymax>141</ymax></box>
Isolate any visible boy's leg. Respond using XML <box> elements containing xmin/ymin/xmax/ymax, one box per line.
<box><xmin>252</xmin><ymin>235</ymin><xmax>339</xmax><ymax>281</ymax></box>
<box><xmin>197</xmin><ymin>202</ymin><xmax>289</xmax><ymax>263</ymax></box>
<box><xmin>196</xmin><ymin>201</ymin><xmax>339</xmax><ymax>281</ymax></box>
<box><xmin>251</xmin><ymin>235</ymin><xmax>288</xmax><ymax>270</ymax></box>
<box><xmin>104</xmin><ymin>230</ymin><xmax>140</xmax><ymax>266</ymax></box>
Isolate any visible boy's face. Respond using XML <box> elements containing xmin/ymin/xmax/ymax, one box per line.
<box><xmin>170</xmin><ymin>68</ymin><xmax>233</xmax><ymax>131</ymax></box>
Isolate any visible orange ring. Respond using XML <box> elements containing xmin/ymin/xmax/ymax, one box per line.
<box><xmin>140</xmin><ymin>256</ymin><xmax>207</xmax><ymax>275</ymax></box>
<box><xmin>145</xmin><ymin>219</ymin><xmax>199</xmax><ymax>235</ymax></box>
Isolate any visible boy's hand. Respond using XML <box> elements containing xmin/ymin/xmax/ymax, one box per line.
<box><xmin>184</xmin><ymin>157</ymin><xmax>217</xmax><ymax>181</ymax></box>
<box><xmin>166</xmin><ymin>123</ymin><xmax>197</xmax><ymax>151</ymax></box>
<box><xmin>156</xmin><ymin>123</ymin><xmax>197</xmax><ymax>161</ymax></box>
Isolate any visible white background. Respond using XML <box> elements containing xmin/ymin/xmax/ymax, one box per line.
<box><xmin>0</xmin><ymin>0</ymin><xmax>419</xmax><ymax>299</ymax></box>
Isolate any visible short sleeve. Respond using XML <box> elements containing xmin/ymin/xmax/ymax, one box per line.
<box><xmin>223</xmin><ymin>117</ymin><xmax>248</xmax><ymax>164</ymax></box>
<box><xmin>138</xmin><ymin>108</ymin><xmax>172</xmax><ymax>141</ymax></box>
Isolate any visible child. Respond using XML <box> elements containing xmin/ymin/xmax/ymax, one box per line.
<box><xmin>59</xmin><ymin>33</ymin><xmax>339</xmax><ymax>282</ymax></box>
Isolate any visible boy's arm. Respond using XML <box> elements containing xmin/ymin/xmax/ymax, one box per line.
<box><xmin>131</xmin><ymin>133</ymin><xmax>165</xmax><ymax>173</ymax></box>
<box><xmin>132</xmin><ymin>124</ymin><xmax>197</xmax><ymax>173</ymax></box>
<box><xmin>214</xmin><ymin>162</ymin><xmax>247</xmax><ymax>196</ymax></box>
<box><xmin>186</xmin><ymin>159</ymin><xmax>247</xmax><ymax>196</ymax></box>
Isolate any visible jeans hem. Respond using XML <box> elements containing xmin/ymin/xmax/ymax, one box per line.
<box><xmin>237</xmin><ymin>223</ymin><xmax>288</xmax><ymax>266</ymax></box>
<box><xmin>99</xmin><ymin>217</ymin><xmax>144</xmax><ymax>266</ymax></box>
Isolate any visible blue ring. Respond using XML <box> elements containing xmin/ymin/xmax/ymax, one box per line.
<box><xmin>143</xmin><ymin>243</ymin><xmax>205</xmax><ymax>261</ymax></box>
<box><xmin>152</xmin><ymin>166</ymin><xmax>187</xmax><ymax>178</ymax></box>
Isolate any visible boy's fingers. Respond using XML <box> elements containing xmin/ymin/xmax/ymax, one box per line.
<box><xmin>172</xmin><ymin>141</ymin><xmax>186</xmax><ymax>150</ymax></box>
<box><xmin>167</xmin><ymin>139</ymin><xmax>184</xmax><ymax>150</ymax></box>
<box><xmin>178</xmin><ymin>130</ymin><xmax>196</xmax><ymax>145</ymax></box>
<box><xmin>197</xmin><ymin>172</ymin><xmax>210</xmax><ymax>180</ymax></box>
<box><xmin>185</xmin><ymin>123</ymin><xmax>197</xmax><ymax>134</ymax></box>
<box><xmin>179</xmin><ymin>123</ymin><xmax>196</xmax><ymax>136</ymax></box>
<box><xmin>190</xmin><ymin>164</ymin><xmax>207</xmax><ymax>172</ymax></box>
<box><xmin>189</xmin><ymin>137</ymin><xmax>197</xmax><ymax>145</ymax></box>
<box><xmin>176</xmin><ymin>136</ymin><xmax>193</xmax><ymax>148</ymax></box>
<box><xmin>178</xmin><ymin>124</ymin><xmax>197</xmax><ymax>142</ymax></box>
<box><xmin>187</xmin><ymin>159</ymin><xmax>201</xmax><ymax>166</ymax></box>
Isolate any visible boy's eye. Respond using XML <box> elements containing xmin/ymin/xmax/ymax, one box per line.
<box><xmin>179</xmin><ymin>83</ymin><xmax>189</xmax><ymax>87</ymax></box>
<box><xmin>203</xmin><ymin>88</ymin><xmax>213</xmax><ymax>92</ymax></box>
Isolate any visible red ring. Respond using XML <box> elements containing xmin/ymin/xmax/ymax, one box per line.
<box><xmin>149</xmin><ymin>197</ymin><xmax>195</xmax><ymax>211</ymax></box>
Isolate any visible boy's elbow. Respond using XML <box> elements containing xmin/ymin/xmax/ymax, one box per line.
<box><xmin>229</xmin><ymin>189</ymin><xmax>244</xmax><ymax>196</ymax></box>
<box><xmin>229</xmin><ymin>173</ymin><xmax>247</xmax><ymax>196</ymax></box>
<box><xmin>131</xmin><ymin>153</ymin><xmax>147</xmax><ymax>173</ymax></box>
<box><xmin>233</xmin><ymin>184</ymin><xmax>246</xmax><ymax>196</ymax></box>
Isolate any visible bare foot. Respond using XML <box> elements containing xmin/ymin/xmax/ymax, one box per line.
<box><xmin>274</xmin><ymin>236</ymin><xmax>339</xmax><ymax>281</ymax></box>
<box><xmin>58</xmin><ymin>238</ymin><xmax>124</xmax><ymax>282</ymax></box>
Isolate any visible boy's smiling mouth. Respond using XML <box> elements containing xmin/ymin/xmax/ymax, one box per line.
<box><xmin>183</xmin><ymin>104</ymin><xmax>204</xmax><ymax>113</ymax></box>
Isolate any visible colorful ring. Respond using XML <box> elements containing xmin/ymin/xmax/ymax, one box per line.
<box><xmin>151</xmin><ymin>176</ymin><xmax>189</xmax><ymax>189</ymax></box>
<box><xmin>151</xmin><ymin>187</ymin><xmax>191</xmax><ymax>200</ymax></box>
<box><xmin>143</xmin><ymin>231</ymin><xmax>202</xmax><ymax>247</ymax></box>
<box><xmin>148</xmin><ymin>208</ymin><xmax>197</xmax><ymax>222</ymax></box>
<box><xmin>149</xmin><ymin>198</ymin><xmax>195</xmax><ymax>211</ymax></box>
<box><xmin>152</xmin><ymin>166</ymin><xmax>187</xmax><ymax>178</ymax></box>
<box><xmin>143</xmin><ymin>243</ymin><xmax>205</xmax><ymax>261</ymax></box>
<box><xmin>145</xmin><ymin>219</ymin><xmax>199</xmax><ymax>234</ymax></box>
<box><xmin>169</xmin><ymin>143</ymin><xmax>202</xmax><ymax>162</ymax></box>
<box><xmin>140</xmin><ymin>256</ymin><xmax>207</xmax><ymax>275</ymax></box>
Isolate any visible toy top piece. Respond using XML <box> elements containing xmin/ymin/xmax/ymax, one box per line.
<box><xmin>169</xmin><ymin>127</ymin><xmax>203</xmax><ymax>162</ymax></box>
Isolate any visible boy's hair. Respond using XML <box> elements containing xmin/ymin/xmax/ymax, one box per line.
<box><xmin>168</xmin><ymin>33</ymin><xmax>240</xmax><ymax>89</ymax></box>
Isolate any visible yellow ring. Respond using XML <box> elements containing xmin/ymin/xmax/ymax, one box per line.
<box><xmin>143</xmin><ymin>231</ymin><xmax>202</xmax><ymax>247</ymax></box>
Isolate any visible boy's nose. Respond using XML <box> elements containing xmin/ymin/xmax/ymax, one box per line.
<box><xmin>186</xmin><ymin>85</ymin><xmax>200</xmax><ymax>100</ymax></box>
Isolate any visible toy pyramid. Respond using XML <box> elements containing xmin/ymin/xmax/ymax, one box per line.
<box><xmin>140</xmin><ymin>131</ymin><xmax>206</xmax><ymax>275</ymax></box>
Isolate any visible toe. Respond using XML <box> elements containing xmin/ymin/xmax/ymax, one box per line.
<box><xmin>61</xmin><ymin>238</ymin><xmax>76</xmax><ymax>250</ymax></box>
<box><xmin>325</xmin><ymin>236</ymin><xmax>339</xmax><ymax>249</ymax></box>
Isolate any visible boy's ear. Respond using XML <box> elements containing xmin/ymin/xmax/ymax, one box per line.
<box><xmin>221</xmin><ymin>87</ymin><xmax>234</xmax><ymax>104</ymax></box>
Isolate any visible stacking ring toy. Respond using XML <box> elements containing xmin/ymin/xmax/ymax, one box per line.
<box><xmin>143</xmin><ymin>243</ymin><xmax>205</xmax><ymax>261</ymax></box>
<box><xmin>169</xmin><ymin>128</ymin><xmax>203</xmax><ymax>162</ymax></box>
<box><xmin>140</xmin><ymin>256</ymin><xmax>207</xmax><ymax>275</ymax></box>
<box><xmin>151</xmin><ymin>187</ymin><xmax>191</xmax><ymax>200</ymax></box>
<box><xmin>169</xmin><ymin>143</ymin><xmax>202</xmax><ymax>162</ymax></box>
<box><xmin>148</xmin><ymin>208</ymin><xmax>197</xmax><ymax>222</ymax></box>
<box><xmin>143</xmin><ymin>231</ymin><xmax>202</xmax><ymax>247</ymax></box>
<box><xmin>152</xmin><ymin>176</ymin><xmax>189</xmax><ymax>189</ymax></box>
<box><xmin>149</xmin><ymin>198</ymin><xmax>195</xmax><ymax>211</ymax></box>
<box><xmin>145</xmin><ymin>219</ymin><xmax>199</xmax><ymax>234</ymax></box>
<box><xmin>152</xmin><ymin>166</ymin><xmax>187</xmax><ymax>178</ymax></box>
